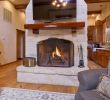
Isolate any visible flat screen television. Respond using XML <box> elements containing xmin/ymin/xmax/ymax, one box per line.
<box><xmin>33</xmin><ymin>0</ymin><xmax>76</xmax><ymax>21</ymax></box>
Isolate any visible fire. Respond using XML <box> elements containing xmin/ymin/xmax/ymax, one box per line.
<box><xmin>52</xmin><ymin>46</ymin><xmax>61</xmax><ymax>58</ymax></box>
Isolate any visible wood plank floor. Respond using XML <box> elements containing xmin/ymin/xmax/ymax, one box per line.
<box><xmin>0</xmin><ymin>60</ymin><xmax>101</xmax><ymax>94</ymax></box>
<box><xmin>88</xmin><ymin>59</ymin><xmax>101</xmax><ymax>69</ymax></box>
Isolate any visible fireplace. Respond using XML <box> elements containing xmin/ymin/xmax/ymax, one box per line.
<box><xmin>37</xmin><ymin>38</ymin><xmax>74</xmax><ymax>67</ymax></box>
<box><xmin>17</xmin><ymin>0</ymin><xmax>88</xmax><ymax>87</ymax></box>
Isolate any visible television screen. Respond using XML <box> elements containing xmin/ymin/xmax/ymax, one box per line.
<box><xmin>33</xmin><ymin>0</ymin><xmax>76</xmax><ymax>20</ymax></box>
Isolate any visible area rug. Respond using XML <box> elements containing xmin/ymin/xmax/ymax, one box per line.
<box><xmin>0</xmin><ymin>87</ymin><xmax>75</xmax><ymax>100</ymax></box>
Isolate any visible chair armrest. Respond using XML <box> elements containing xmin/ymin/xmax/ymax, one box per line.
<box><xmin>78</xmin><ymin>69</ymin><xmax>107</xmax><ymax>92</ymax></box>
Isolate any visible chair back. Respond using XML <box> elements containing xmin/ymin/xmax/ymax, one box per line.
<box><xmin>107</xmin><ymin>57</ymin><xmax>110</xmax><ymax>75</ymax></box>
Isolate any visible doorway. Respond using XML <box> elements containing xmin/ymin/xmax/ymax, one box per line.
<box><xmin>16</xmin><ymin>29</ymin><xmax>25</xmax><ymax>60</ymax></box>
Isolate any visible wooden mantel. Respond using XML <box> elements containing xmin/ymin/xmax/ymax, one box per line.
<box><xmin>24</xmin><ymin>21</ymin><xmax>85</xmax><ymax>30</ymax></box>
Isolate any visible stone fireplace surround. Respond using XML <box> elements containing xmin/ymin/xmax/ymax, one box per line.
<box><xmin>17</xmin><ymin>0</ymin><xmax>88</xmax><ymax>86</ymax></box>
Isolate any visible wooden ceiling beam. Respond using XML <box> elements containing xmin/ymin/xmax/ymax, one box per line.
<box><xmin>88</xmin><ymin>10</ymin><xmax>101</xmax><ymax>15</ymax></box>
<box><xmin>15</xmin><ymin>4</ymin><xmax>27</xmax><ymax>9</ymax></box>
<box><xmin>85</xmin><ymin>0</ymin><xmax>110</xmax><ymax>3</ymax></box>
<box><xmin>0</xmin><ymin>0</ymin><xmax>28</xmax><ymax>9</ymax></box>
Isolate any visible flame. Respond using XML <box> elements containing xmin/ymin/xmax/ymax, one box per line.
<box><xmin>52</xmin><ymin>46</ymin><xmax>61</xmax><ymax>58</ymax></box>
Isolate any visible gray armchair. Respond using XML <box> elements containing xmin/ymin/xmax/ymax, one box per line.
<box><xmin>75</xmin><ymin>69</ymin><xmax>109</xmax><ymax>100</ymax></box>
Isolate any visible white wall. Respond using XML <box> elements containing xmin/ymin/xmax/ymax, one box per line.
<box><xmin>0</xmin><ymin>1</ymin><xmax>25</xmax><ymax>65</ymax></box>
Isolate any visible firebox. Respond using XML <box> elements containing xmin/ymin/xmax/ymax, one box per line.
<box><xmin>37</xmin><ymin>38</ymin><xmax>74</xmax><ymax>67</ymax></box>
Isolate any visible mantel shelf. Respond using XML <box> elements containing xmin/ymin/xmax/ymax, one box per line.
<box><xmin>24</xmin><ymin>21</ymin><xmax>85</xmax><ymax>30</ymax></box>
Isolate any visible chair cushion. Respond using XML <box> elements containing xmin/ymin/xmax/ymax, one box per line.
<box><xmin>75</xmin><ymin>90</ymin><xmax>107</xmax><ymax>100</ymax></box>
<box><xmin>97</xmin><ymin>75</ymin><xmax>110</xmax><ymax>98</ymax></box>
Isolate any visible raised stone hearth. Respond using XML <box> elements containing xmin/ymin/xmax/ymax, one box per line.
<box><xmin>17</xmin><ymin>65</ymin><xmax>88</xmax><ymax>86</ymax></box>
<box><xmin>17</xmin><ymin>0</ymin><xmax>88</xmax><ymax>86</ymax></box>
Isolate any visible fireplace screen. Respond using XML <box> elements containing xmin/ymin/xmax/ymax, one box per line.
<box><xmin>37</xmin><ymin>38</ymin><xmax>74</xmax><ymax>67</ymax></box>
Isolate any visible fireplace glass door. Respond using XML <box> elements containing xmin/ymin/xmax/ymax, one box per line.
<box><xmin>37</xmin><ymin>38</ymin><xmax>74</xmax><ymax>67</ymax></box>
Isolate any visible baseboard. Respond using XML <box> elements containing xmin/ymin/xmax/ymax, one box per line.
<box><xmin>0</xmin><ymin>60</ymin><xmax>20</xmax><ymax>67</ymax></box>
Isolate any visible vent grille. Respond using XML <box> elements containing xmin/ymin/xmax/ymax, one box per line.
<box><xmin>3</xmin><ymin>8</ymin><xmax>12</xmax><ymax>23</ymax></box>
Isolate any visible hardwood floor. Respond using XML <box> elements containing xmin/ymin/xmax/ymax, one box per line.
<box><xmin>0</xmin><ymin>60</ymin><xmax>77</xmax><ymax>94</ymax></box>
<box><xmin>0</xmin><ymin>60</ymin><xmax>101</xmax><ymax>94</ymax></box>
<box><xmin>88</xmin><ymin>59</ymin><xmax>102</xmax><ymax>69</ymax></box>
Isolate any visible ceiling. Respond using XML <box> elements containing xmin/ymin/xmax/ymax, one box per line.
<box><xmin>85</xmin><ymin>0</ymin><xmax>110</xmax><ymax>3</ymax></box>
<box><xmin>9</xmin><ymin>0</ymin><xmax>29</xmax><ymax>5</ymax></box>
<box><xmin>86</xmin><ymin>0</ymin><xmax>110</xmax><ymax>15</ymax></box>
<box><xmin>7</xmin><ymin>0</ymin><xmax>110</xmax><ymax>14</ymax></box>
<box><xmin>8</xmin><ymin>0</ymin><xmax>30</xmax><ymax>9</ymax></box>
<box><xmin>9</xmin><ymin>0</ymin><xmax>110</xmax><ymax>4</ymax></box>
